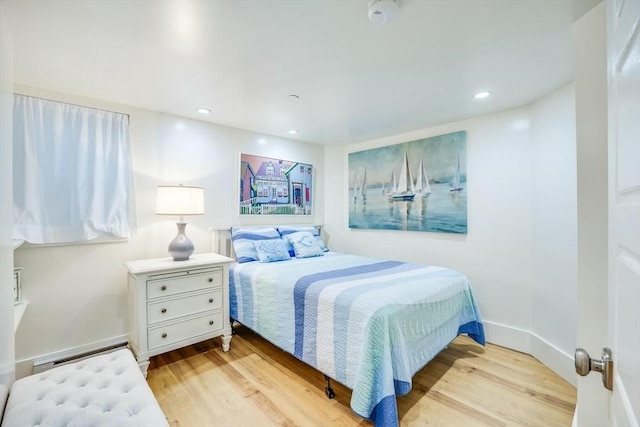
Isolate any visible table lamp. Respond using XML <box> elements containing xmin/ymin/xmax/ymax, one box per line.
<box><xmin>156</xmin><ymin>185</ymin><xmax>205</xmax><ymax>261</ymax></box>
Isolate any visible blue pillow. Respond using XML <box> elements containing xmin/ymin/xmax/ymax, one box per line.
<box><xmin>231</xmin><ymin>226</ymin><xmax>281</xmax><ymax>263</ymax></box>
<box><xmin>252</xmin><ymin>239</ymin><xmax>291</xmax><ymax>263</ymax></box>
<box><xmin>286</xmin><ymin>231</ymin><xmax>325</xmax><ymax>259</ymax></box>
<box><xmin>277</xmin><ymin>225</ymin><xmax>328</xmax><ymax>256</ymax></box>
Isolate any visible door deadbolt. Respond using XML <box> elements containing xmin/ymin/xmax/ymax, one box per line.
<box><xmin>575</xmin><ymin>347</ymin><xmax>613</xmax><ymax>391</ymax></box>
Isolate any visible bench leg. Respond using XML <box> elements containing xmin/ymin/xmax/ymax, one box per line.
<box><xmin>221</xmin><ymin>334</ymin><xmax>232</xmax><ymax>352</ymax></box>
<box><xmin>138</xmin><ymin>359</ymin><xmax>150</xmax><ymax>378</ymax></box>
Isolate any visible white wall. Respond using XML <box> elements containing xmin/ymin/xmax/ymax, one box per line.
<box><xmin>325</xmin><ymin>87</ymin><xmax>579</xmax><ymax>384</ymax></box>
<box><xmin>530</xmin><ymin>84</ymin><xmax>578</xmax><ymax>382</ymax></box>
<box><xmin>12</xmin><ymin>84</ymin><xmax>325</xmax><ymax>378</ymax></box>
<box><xmin>325</xmin><ymin>107</ymin><xmax>535</xmax><ymax>342</ymax></box>
<box><xmin>0</xmin><ymin>1</ymin><xmax>16</xmax><ymax>414</ymax></box>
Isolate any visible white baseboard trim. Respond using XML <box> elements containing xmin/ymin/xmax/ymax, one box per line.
<box><xmin>483</xmin><ymin>320</ymin><xmax>532</xmax><ymax>353</ymax></box>
<box><xmin>15</xmin><ymin>334</ymin><xmax>128</xmax><ymax>380</ymax></box>
<box><xmin>483</xmin><ymin>320</ymin><xmax>576</xmax><ymax>386</ymax></box>
<box><xmin>15</xmin><ymin>324</ymin><xmax>576</xmax><ymax>386</ymax></box>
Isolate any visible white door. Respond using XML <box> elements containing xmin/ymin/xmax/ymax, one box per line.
<box><xmin>605</xmin><ymin>0</ymin><xmax>639</xmax><ymax>425</ymax></box>
<box><xmin>575</xmin><ymin>0</ymin><xmax>639</xmax><ymax>425</ymax></box>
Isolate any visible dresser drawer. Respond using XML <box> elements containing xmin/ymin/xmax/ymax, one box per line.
<box><xmin>147</xmin><ymin>269</ymin><xmax>222</xmax><ymax>299</ymax></box>
<box><xmin>147</xmin><ymin>311</ymin><xmax>224</xmax><ymax>350</ymax></box>
<box><xmin>148</xmin><ymin>289</ymin><xmax>223</xmax><ymax>324</ymax></box>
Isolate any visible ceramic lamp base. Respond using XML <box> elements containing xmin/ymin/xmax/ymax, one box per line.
<box><xmin>168</xmin><ymin>222</ymin><xmax>194</xmax><ymax>261</ymax></box>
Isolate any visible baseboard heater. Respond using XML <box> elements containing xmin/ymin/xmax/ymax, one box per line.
<box><xmin>33</xmin><ymin>342</ymin><xmax>128</xmax><ymax>374</ymax></box>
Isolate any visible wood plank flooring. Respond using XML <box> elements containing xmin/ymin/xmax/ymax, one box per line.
<box><xmin>147</xmin><ymin>325</ymin><xmax>576</xmax><ymax>426</ymax></box>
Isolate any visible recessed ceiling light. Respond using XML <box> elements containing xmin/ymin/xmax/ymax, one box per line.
<box><xmin>474</xmin><ymin>91</ymin><xmax>491</xmax><ymax>99</ymax></box>
<box><xmin>196</xmin><ymin>108</ymin><xmax>211</xmax><ymax>114</ymax></box>
<box><xmin>288</xmin><ymin>129</ymin><xmax>299</xmax><ymax>135</ymax></box>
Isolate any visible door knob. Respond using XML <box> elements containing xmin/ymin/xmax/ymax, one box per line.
<box><xmin>575</xmin><ymin>347</ymin><xmax>614</xmax><ymax>391</ymax></box>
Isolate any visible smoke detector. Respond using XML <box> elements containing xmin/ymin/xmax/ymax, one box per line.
<box><xmin>368</xmin><ymin>0</ymin><xmax>398</xmax><ymax>24</ymax></box>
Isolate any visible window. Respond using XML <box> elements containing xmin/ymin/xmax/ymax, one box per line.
<box><xmin>12</xmin><ymin>94</ymin><xmax>136</xmax><ymax>243</ymax></box>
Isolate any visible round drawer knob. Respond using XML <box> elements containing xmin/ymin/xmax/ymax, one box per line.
<box><xmin>161</xmin><ymin>333</ymin><xmax>167</xmax><ymax>338</ymax></box>
<box><xmin>209</xmin><ymin>320</ymin><xmax>214</xmax><ymax>325</ymax></box>
<box><xmin>161</xmin><ymin>285</ymin><xmax>167</xmax><ymax>291</ymax></box>
<box><xmin>161</xmin><ymin>308</ymin><xmax>167</xmax><ymax>313</ymax></box>
<box><xmin>208</xmin><ymin>278</ymin><xmax>213</xmax><ymax>283</ymax></box>
<box><xmin>208</xmin><ymin>298</ymin><xmax>214</xmax><ymax>303</ymax></box>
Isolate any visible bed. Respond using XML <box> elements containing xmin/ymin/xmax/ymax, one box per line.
<box><xmin>218</xmin><ymin>225</ymin><xmax>485</xmax><ymax>427</ymax></box>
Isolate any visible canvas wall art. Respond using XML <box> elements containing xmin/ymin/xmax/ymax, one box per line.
<box><xmin>348</xmin><ymin>130</ymin><xmax>467</xmax><ymax>233</ymax></box>
<box><xmin>239</xmin><ymin>153</ymin><xmax>313</xmax><ymax>215</ymax></box>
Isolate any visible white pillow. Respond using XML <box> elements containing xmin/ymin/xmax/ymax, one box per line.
<box><xmin>252</xmin><ymin>239</ymin><xmax>291</xmax><ymax>263</ymax></box>
<box><xmin>277</xmin><ymin>225</ymin><xmax>328</xmax><ymax>256</ymax></box>
<box><xmin>231</xmin><ymin>226</ymin><xmax>280</xmax><ymax>263</ymax></box>
<box><xmin>285</xmin><ymin>231</ymin><xmax>324</xmax><ymax>258</ymax></box>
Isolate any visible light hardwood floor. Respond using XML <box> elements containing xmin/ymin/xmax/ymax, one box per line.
<box><xmin>147</xmin><ymin>325</ymin><xmax>576</xmax><ymax>426</ymax></box>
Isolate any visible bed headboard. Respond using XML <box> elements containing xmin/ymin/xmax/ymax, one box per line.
<box><xmin>211</xmin><ymin>225</ymin><xmax>324</xmax><ymax>259</ymax></box>
<box><xmin>211</xmin><ymin>228</ymin><xmax>233</xmax><ymax>258</ymax></box>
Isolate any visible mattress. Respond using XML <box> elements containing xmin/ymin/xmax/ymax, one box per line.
<box><xmin>230</xmin><ymin>251</ymin><xmax>485</xmax><ymax>426</ymax></box>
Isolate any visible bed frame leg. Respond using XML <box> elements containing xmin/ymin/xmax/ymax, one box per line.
<box><xmin>324</xmin><ymin>375</ymin><xmax>335</xmax><ymax>399</ymax></box>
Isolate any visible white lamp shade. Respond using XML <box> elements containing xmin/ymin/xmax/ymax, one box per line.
<box><xmin>156</xmin><ymin>186</ymin><xmax>205</xmax><ymax>215</ymax></box>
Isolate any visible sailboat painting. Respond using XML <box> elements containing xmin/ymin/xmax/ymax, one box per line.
<box><xmin>351</xmin><ymin>169</ymin><xmax>368</xmax><ymax>204</ymax></box>
<box><xmin>348</xmin><ymin>130</ymin><xmax>467</xmax><ymax>234</ymax></box>
<box><xmin>449</xmin><ymin>154</ymin><xmax>463</xmax><ymax>192</ymax></box>
<box><xmin>414</xmin><ymin>157</ymin><xmax>431</xmax><ymax>198</ymax></box>
<box><xmin>391</xmin><ymin>152</ymin><xmax>416</xmax><ymax>201</ymax></box>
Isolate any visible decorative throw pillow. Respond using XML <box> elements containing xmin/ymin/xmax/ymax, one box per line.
<box><xmin>286</xmin><ymin>231</ymin><xmax>324</xmax><ymax>258</ymax></box>
<box><xmin>252</xmin><ymin>239</ymin><xmax>291</xmax><ymax>263</ymax></box>
<box><xmin>277</xmin><ymin>225</ymin><xmax>328</xmax><ymax>256</ymax></box>
<box><xmin>231</xmin><ymin>226</ymin><xmax>280</xmax><ymax>263</ymax></box>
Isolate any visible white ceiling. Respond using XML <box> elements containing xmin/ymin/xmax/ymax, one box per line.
<box><xmin>4</xmin><ymin>0</ymin><xmax>599</xmax><ymax>145</ymax></box>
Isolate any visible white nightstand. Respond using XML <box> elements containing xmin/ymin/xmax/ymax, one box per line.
<box><xmin>124</xmin><ymin>252</ymin><xmax>235</xmax><ymax>376</ymax></box>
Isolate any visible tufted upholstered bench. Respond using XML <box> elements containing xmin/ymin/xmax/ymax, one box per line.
<box><xmin>1</xmin><ymin>348</ymin><xmax>168</xmax><ymax>427</ymax></box>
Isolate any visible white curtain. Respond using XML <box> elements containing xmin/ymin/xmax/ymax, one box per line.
<box><xmin>13</xmin><ymin>94</ymin><xmax>137</xmax><ymax>243</ymax></box>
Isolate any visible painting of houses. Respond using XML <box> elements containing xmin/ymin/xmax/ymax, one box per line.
<box><xmin>239</xmin><ymin>153</ymin><xmax>313</xmax><ymax>215</ymax></box>
<box><xmin>348</xmin><ymin>130</ymin><xmax>467</xmax><ymax>234</ymax></box>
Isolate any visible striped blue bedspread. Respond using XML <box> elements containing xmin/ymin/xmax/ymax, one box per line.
<box><xmin>230</xmin><ymin>252</ymin><xmax>485</xmax><ymax>426</ymax></box>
